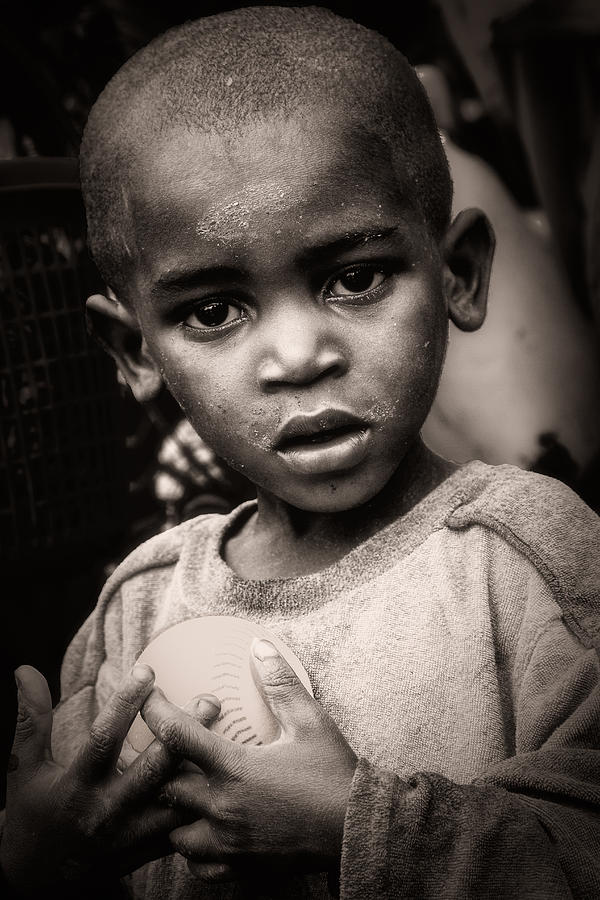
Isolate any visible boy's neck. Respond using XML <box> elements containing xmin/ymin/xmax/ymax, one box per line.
<box><xmin>224</xmin><ymin>440</ymin><xmax>457</xmax><ymax>580</ymax></box>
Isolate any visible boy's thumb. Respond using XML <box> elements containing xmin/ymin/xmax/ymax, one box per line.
<box><xmin>250</xmin><ymin>639</ymin><xmax>315</xmax><ymax>737</ymax></box>
<box><xmin>11</xmin><ymin>665</ymin><xmax>54</xmax><ymax>778</ymax></box>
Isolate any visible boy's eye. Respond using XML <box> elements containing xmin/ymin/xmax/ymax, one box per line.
<box><xmin>327</xmin><ymin>267</ymin><xmax>387</xmax><ymax>297</ymax></box>
<box><xmin>184</xmin><ymin>300</ymin><xmax>243</xmax><ymax>329</ymax></box>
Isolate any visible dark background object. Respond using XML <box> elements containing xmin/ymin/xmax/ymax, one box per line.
<box><xmin>492</xmin><ymin>0</ymin><xmax>600</xmax><ymax>325</ymax></box>
<box><xmin>0</xmin><ymin>158</ymin><xmax>128</xmax><ymax>803</ymax></box>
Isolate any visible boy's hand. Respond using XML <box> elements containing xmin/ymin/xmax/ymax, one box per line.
<box><xmin>0</xmin><ymin>664</ymin><xmax>220</xmax><ymax>896</ymax></box>
<box><xmin>143</xmin><ymin>640</ymin><xmax>357</xmax><ymax>884</ymax></box>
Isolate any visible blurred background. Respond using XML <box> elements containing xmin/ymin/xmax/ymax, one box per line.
<box><xmin>1</xmin><ymin>0</ymin><xmax>599</xmax><ymax>803</ymax></box>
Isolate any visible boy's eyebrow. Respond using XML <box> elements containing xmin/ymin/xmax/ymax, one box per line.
<box><xmin>299</xmin><ymin>225</ymin><xmax>401</xmax><ymax>265</ymax></box>
<box><xmin>151</xmin><ymin>225</ymin><xmax>402</xmax><ymax>296</ymax></box>
<box><xmin>152</xmin><ymin>265</ymin><xmax>250</xmax><ymax>295</ymax></box>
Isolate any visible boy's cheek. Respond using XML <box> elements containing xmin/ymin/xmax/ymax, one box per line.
<box><xmin>167</xmin><ymin>392</ymin><xmax>273</xmax><ymax>471</ymax></box>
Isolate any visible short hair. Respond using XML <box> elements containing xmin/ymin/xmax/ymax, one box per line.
<box><xmin>80</xmin><ymin>5</ymin><xmax>452</xmax><ymax>296</ymax></box>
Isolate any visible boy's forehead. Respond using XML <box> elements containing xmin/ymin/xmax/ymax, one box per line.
<box><xmin>126</xmin><ymin>112</ymin><xmax>419</xmax><ymax>247</ymax></box>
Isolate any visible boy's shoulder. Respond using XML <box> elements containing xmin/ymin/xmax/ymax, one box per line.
<box><xmin>101</xmin><ymin>503</ymin><xmax>251</xmax><ymax>601</ymax></box>
<box><xmin>448</xmin><ymin>463</ymin><xmax>600</xmax><ymax>648</ymax></box>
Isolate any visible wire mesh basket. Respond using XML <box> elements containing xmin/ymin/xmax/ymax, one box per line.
<box><xmin>0</xmin><ymin>159</ymin><xmax>126</xmax><ymax>562</ymax></box>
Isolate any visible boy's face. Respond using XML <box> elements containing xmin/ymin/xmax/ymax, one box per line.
<box><xmin>110</xmin><ymin>114</ymin><xmax>455</xmax><ymax>512</ymax></box>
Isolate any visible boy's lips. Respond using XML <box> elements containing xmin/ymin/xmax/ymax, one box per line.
<box><xmin>274</xmin><ymin>409</ymin><xmax>371</xmax><ymax>475</ymax></box>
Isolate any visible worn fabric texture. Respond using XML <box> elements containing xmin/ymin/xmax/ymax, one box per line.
<box><xmin>49</xmin><ymin>461</ymin><xmax>600</xmax><ymax>898</ymax></box>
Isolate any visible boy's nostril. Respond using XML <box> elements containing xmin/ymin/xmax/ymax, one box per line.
<box><xmin>321</xmin><ymin>360</ymin><xmax>345</xmax><ymax>380</ymax></box>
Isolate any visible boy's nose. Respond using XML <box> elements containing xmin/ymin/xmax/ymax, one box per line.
<box><xmin>256</xmin><ymin>308</ymin><xmax>348</xmax><ymax>391</ymax></box>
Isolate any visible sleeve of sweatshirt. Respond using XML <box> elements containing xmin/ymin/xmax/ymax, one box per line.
<box><xmin>339</xmin><ymin>475</ymin><xmax>600</xmax><ymax>900</ymax></box>
<box><xmin>341</xmin><ymin>618</ymin><xmax>600</xmax><ymax>898</ymax></box>
<box><xmin>50</xmin><ymin>584</ymin><xmax>124</xmax><ymax>766</ymax></box>
<box><xmin>50</xmin><ymin>517</ymin><xmax>197</xmax><ymax>767</ymax></box>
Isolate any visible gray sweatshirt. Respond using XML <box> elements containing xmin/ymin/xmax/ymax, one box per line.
<box><xmin>50</xmin><ymin>461</ymin><xmax>600</xmax><ymax>898</ymax></box>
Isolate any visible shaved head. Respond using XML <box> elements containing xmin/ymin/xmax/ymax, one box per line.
<box><xmin>80</xmin><ymin>5</ymin><xmax>452</xmax><ymax>296</ymax></box>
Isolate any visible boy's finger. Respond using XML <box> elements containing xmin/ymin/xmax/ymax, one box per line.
<box><xmin>142</xmin><ymin>687</ymin><xmax>232</xmax><ymax>773</ymax></box>
<box><xmin>119</xmin><ymin>695</ymin><xmax>220</xmax><ymax>801</ymax></box>
<box><xmin>170</xmin><ymin>818</ymin><xmax>225</xmax><ymax>864</ymax></box>
<box><xmin>122</xmin><ymin>802</ymin><xmax>186</xmax><ymax>847</ymax></box>
<box><xmin>72</xmin><ymin>664</ymin><xmax>155</xmax><ymax>780</ymax></box>
<box><xmin>186</xmin><ymin>862</ymin><xmax>237</xmax><ymax>884</ymax></box>
<box><xmin>159</xmin><ymin>771</ymin><xmax>212</xmax><ymax>815</ymax></box>
<box><xmin>250</xmin><ymin>640</ymin><xmax>318</xmax><ymax>738</ymax></box>
<box><xmin>9</xmin><ymin>666</ymin><xmax>53</xmax><ymax>783</ymax></box>
<box><xmin>110</xmin><ymin>803</ymin><xmax>191</xmax><ymax>874</ymax></box>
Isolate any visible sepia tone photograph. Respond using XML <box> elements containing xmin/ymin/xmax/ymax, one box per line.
<box><xmin>1</xmin><ymin>1</ymin><xmax>600</xmax><ymax>896</ymax></box>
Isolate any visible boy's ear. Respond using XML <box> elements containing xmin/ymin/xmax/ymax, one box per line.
<box><xmin>86</xmin><ymin>291</ymin><xmax>163</xmax><ymax>402</ymax></box>
<box><xmin>442</xmin><ymin>208</ymin><xmax>495</xmax><ymax>332</ymax></box>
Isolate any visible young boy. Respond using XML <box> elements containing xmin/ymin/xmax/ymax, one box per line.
<box><xmin>3</xmin><ymin>6</ymin><xmax>600</xmax><ymax>898</ymax></box>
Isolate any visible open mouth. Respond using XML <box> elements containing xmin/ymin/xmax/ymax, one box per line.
<box><xmin>274</xmin><ymin>410</ymin><xmax>371</xmax><ymax>475</ymax></box>
<box><xmin>279</xmin><ymin>424</ymin><xmax>362</xmax><ymax>449</ymax></box>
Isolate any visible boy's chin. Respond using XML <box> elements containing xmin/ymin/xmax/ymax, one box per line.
<box><xmin>263</xmin><ymin>473</ymin><xmax>389</xmax><ymax>515</ymax></box>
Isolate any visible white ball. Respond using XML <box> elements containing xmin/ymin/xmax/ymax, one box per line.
<box><xmin>125</xmin><ymin>615</ymin><xmax>313</xmax><ymax>759</ymax></box>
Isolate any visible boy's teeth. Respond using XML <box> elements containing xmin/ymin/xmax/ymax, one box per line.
<box><xmin>281</xmin><ymin>424</ymin><xmax>360</xmax><ymax>450</ymax></box>
<box><xmin>302</xmin><ymin>425</ymin><xmax>354</xmax><ymax>445</ymax></box>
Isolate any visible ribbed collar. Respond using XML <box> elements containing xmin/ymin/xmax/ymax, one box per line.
<box><xmin>178</xmin><ymin>460</ymin><xmax>492</xmax><ymax>618</ymax></box>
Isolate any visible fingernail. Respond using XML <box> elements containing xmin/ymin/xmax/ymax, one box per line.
<box><xmin>189</xmin><ymin>694</ymin><xmax>221</xmax><ymax>718</ymax></box>
<box><xmin>132</xmin><ymin>663</ymin><xmax>154</xmax><ymax>683</ymax></box>
<box><xmin>14</xmin><ymin>669</ymin><xmax>25</xmax><ymax>698</ymax></box>
<box><xmin>14</xmin><ymin>666</ymin><xmax>41</xmax><ymax>710</ymax></box>
<box><xmin>252</xmin><ymin>639</ymin><xmax>279</xmax><ymax>662</ymax></box>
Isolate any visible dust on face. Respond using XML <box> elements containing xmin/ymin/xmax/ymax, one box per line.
<box><xmin>121</xmin><ymin>111</ymin><xmax>448</xmax><ymax>512</ymax></box>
